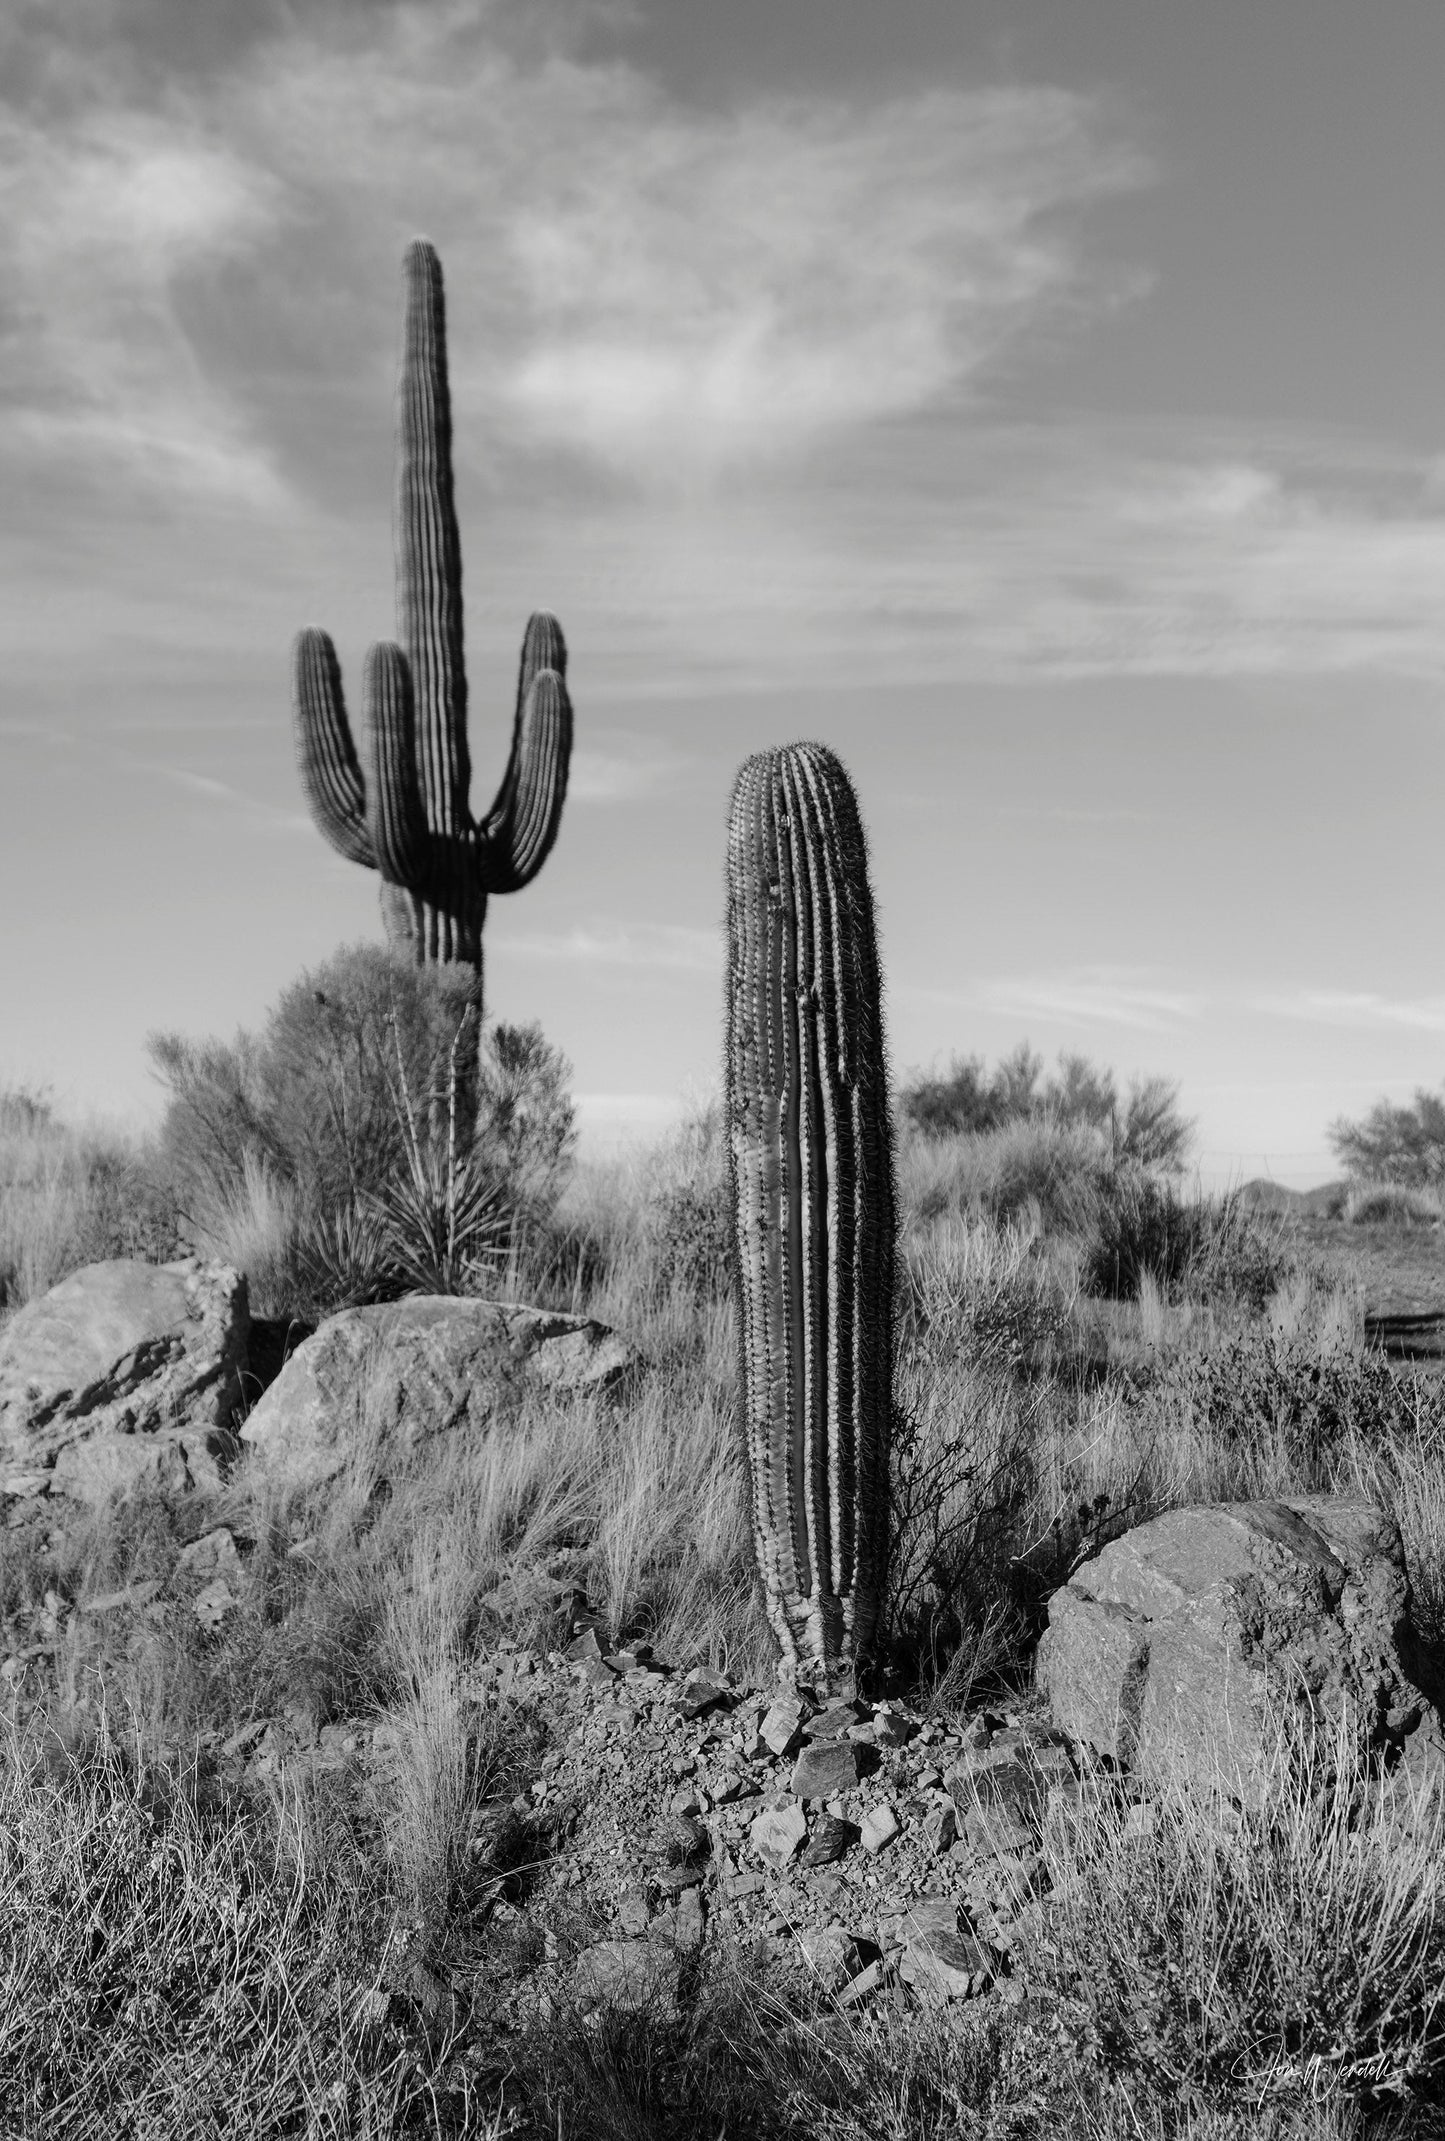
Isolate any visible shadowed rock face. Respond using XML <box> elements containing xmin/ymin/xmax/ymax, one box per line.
<box><xmin>0</xmin><ymin>1260</ymin><xmax>249</xmax><ymax>1511</ymax></box>
<box><xmin>1038</xmin><ymin>1496</ymin><xmax>1445</xmax><ymax>1802</ymax></box>
<box><xmin>239</xmin><ymin>1296</ymin><xmax>639</xmax><ymax>1489</ymax></box>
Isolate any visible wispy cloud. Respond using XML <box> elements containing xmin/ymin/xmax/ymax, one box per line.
<box><xmin>911</xmin><ymin>964</ymin><xmax>1206</xmax><ymax>1031</ymax></box>
<box><xmin>116</xmin><ymin>758</ymin><xmax>311</xmax><ymax>836</ymax></box>
<box><xmin>0</xmin><ymin>3</ymin><xmax>1143</xmax><ymax>514</ymax></box>
<box><xmin>1252</xmin><ymin>988</ymin><xmax>1445</xmax><ymax>1035</ymax></box>
<box><xmin>4</xmin><ymin>2</ymin><xmax>1443</xmax><ymax>699</ymax></box>
<box><xmin>495</xmin><ymin>920</ymin><xmax>719</xmax><ymax>971</ymax></box>
<box><xmin>0</xmin><ymin>102</ymin><xmax>285</xmax><ymax>504</ymax></box>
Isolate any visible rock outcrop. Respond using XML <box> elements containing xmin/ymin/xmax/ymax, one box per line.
<box><xmin>0</xmin><ymin>1259</ymin><xmax>249</xmax><ymax>1518</ymax></box>
<box><xmin>240</xmin><ymin>1296</ymin><xmax>639</xmax><ymax>1489</ymax></box>
<box><xmin>1037</xmin><ymin>1496</ymin><xmax>1445</xmax><ymax>1799</ymax></box>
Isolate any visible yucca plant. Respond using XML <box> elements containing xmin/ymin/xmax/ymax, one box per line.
<box><xmin>377</xmin><ymin>999</ymin><xmax>509</xmax><ymax>1294</ymax></box>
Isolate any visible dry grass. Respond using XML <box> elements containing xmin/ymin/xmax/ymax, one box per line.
<box><xmin>0</xmin><ymin>1711</ymin><xmax>499</xmax><ymax>2140</ymax></box>
<box><xmin>186</xmin><ymin>1150</ymin><xmax>298</xmax><ymax>1317</ymax></box>
<box><xmin>6</xmin><ymin>1105</ymin><xmax>1445</xmax><ymax>2135</ymax></box>
<box><xmin>1345</xmin><ymin>1182</ymin><xmax>1443</xmax><ymax>1226</ymax></box>
<box><xmin>0</xmin><ymin>1087</ymin><xmax>179</xmax><ymax>1318</ymax></box>
<box><xmin>1036</xmin><ymin>1716</ymin><xmax>1445</xmax><ymax>2115</ymax></box>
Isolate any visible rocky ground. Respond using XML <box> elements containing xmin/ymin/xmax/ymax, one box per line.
<box><xmin>4</xmin><ymin>1553</ymin><xmax>1076</xmax><ymax>2029</ymax></box>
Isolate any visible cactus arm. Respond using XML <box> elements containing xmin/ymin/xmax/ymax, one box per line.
<box><xmin>726</xmin><ymin>741</ymin><xmax>895</xmax><ymax>1686</ymax></box>
<box><xmin>362</xmin><ymin>641</ymin><xmax>431</xmax><ymax>890</ymax></box>
<box><xmin>395</xmin><ymin>238</ymin><xmax>469</xmax><ymax>836</ymax></box>
<box><xmin>291</xmin><ymin>241</ymin><xmax>572</xmax><ymax>968</ymax></box>
<box><xmin>476</xmin><ymin>614</ymin><xmax>573</xmax><ymax>894</ymax></box>
<box><xmin>292</xmin><ymin>627</ymin><xmax>373</xmax><ymax>867</ymax></box>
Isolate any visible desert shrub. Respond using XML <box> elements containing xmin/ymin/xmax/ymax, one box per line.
<box><xmin>149</xmin><ymin>946</ymin><xmax>479</xmax><ymax>1222</ymax></box>
<box><xmin>1329</xmin><ymin>1083</ymin><xmax>1445</xmax><ymax>1188</ymax></box>
<box><xmin>149</xmin><ymin>943</ymin><xmax>576</xmax><ymax>1315</ymax></box>
<box><xmin>1084</xmin><ymin>1174</ymin><xmax>1296</xmax><ymax>1308</ymax></box>
<box><xmin>899</xmin><ymin>1117</ymin><xmax>1111</xmax><ymax>1238</ymax></box>
<box><xmin>1135</xmin><ymin>1328</ymin><xmax>1439</xmax><ymax>1478</ymax></box>
<box><xmin>901</xmin><ymin>1212</ymin><xmax>1075</xmax><ymax>1376</ymax></box>
<box><xmin>1345</xmin><ymin>1180</ymin><xmax>1441</xmax><ymax>1225</ymax></box>
<box><xmin>474</xmin><ymin>1018</ymin><xmax>577</xmax><ymax>1220</ymax></box>
<box><xmin>541</xmin><ymin>1100</ymin><xmax>734</xmax><ymax>1314</ymax></box>
<box><xmin>900</xmin><ymin>1042</ymin><xmax>1192</xmax><ymax>1172</ymax></box>
<box><xmin>67</xmin><ymin>1143</ymin><xmax>181</xmax><ymax>1267</ymax></box>
<box><xmin>0</xmin><ymin>1090</ymin><xmax>180</xmax><ymax>1308</ymax></box>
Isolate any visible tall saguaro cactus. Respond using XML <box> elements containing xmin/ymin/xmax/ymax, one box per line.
<box><xmin>725</xmin><ymin>741</ymin><xmax>896</xmax><ymax>1687</ymax></box>
<box><xmin>292</xmin><ymin>239</ymin><xmax>571</xmax><ymax>974</ymax></box>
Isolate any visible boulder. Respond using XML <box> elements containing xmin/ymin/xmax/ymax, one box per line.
<box><xmin>0</xmin><ymin>1260</ymin><xmax>248</xmax><ymax>1512</ymax></box>
<box><xmin>239</xmin><ymin>1296</ymin><xmax>638</xmax><ymax>1488</ymax></box>
<box><xmin>1038</xmin><ymin>1496</ymin><xmax>1444</xmax><ymax>1799</ymax></box>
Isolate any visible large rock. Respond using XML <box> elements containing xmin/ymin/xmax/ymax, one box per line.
<box><xmin>239</xmin><ymin>1296</ymin><xmax>638</xmax><ymax>1488</ymax></box>
<box><xmin>1038</xmin><ymin>1497</ymin><xmax>1444</xmax><ymax>1799</ymax></box>
<box><xmin>0</xmin><ymin>1259</ymin><xmax>248</xmax><ymax>1512</ymax></box>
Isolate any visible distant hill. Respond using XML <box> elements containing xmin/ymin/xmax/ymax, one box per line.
<box><xmin>1237</xmin><ymin>1179</ymin><xmax>1348</xmax><ymax>1218</ymax></box>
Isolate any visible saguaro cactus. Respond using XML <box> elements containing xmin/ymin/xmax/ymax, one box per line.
<box><xmin>725</xmin><ymin>741</ymin><xmax>896</xmax><ymax>1686</ymax></box>
<box><xmin>292</xmin><ymin>239</ymin><xmax>571</xmax><ymax>975</ymax></box>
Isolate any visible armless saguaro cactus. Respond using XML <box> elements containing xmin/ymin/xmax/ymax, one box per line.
<box><xmin>725</xmin><ymin>741</ymin><xmax>896</xmax><ymax>1688</ymax></box>
<box><xmin>292</xmin><ymin>239</ymin><xmax>571</xmax><ymax>976</ymax></box>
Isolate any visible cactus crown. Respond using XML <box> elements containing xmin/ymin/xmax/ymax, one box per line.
<box><xmin>292</xmin><ymin>239</ymin><xmax>572</xmax><ymax>976</ymax></box>
<box><xmin>725</xmin><ymin>740</ymin><xmax>895</xmax><ymax>1686</ymax></box>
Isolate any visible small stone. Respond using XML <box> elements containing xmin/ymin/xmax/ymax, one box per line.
<box><xmin>653</xmin><ymin>1863</ymin><xmax>704</xmax><ymax>1897</ymax></box>
<box><xmin>923</xmin><ymin>1803</ymin><xmax>958</xmax><ymax>1855</ymax></box>
<box><xmin>899</xmin><ymin>1928</ymin><xmax>993</xmax><ymax>2002</ymax></box>
<box><xmin>872</xmin><ymin>1709</ymin><xmax>916</xmax><ymax>1749</ymax></box>
<box><xmin>579</xmin><ymin>1656</ymin><xmax>617</xmax><ymax>1688</ymax></box>
<box><xmin>884</xmin><ymin>1895</ymin><xmax>958</xmax><ymax>1946</ymax></box>
<box><xmin>220</xmin><ymin>1718</ymin><xmax>268</xmax><ymax>1758</ymax></box>
<box><xmin>672</xmin><ymin>1886</ymin><xmax>706</xmax><ymax>1950</ymax></box>
<box><xmin>669</xmin><ymin>1790</ymin><xmax>703</xmax><ymax>1817</ymax></box>
<box><xmin>837</xmin><ymin>1958</ymin><xmax>886</xmax><ymax>2007</ymax></box>
<box><xmin>800</xmin><ymin>1814</ymin><xmax>858</xmax><ymax>1866</ymax></box>
<box><xmin>676</xmin><ymin>1668</ymin><xmax>733</xmax><ymax>1720</ymax></box>
<box><xmin>859</xmin><ymin>1804</ymin><xmax>900</xmax><ymax>1855</ymax></box>
<box><xmin>176</xmin><ymin>1528</ymin><xmax>246</xmax><ymax>1584</ymax></box>
<box><xmin>750</xmin><ymin>1802</ymin><xmax>808</xmax><ymax>1869</ymax></box>
<box><xmin>790</xmin><ymin>1741</ymin><xmax>859</xmax><ymax>1798</ymax></box>
<box><xmin>797</xmin><ymin>1924</ymin><xmax>864</xmax><ymax>1993</ymax></box>
<box><xmin>725</xmin><ymin>1870</ymin><xmax>766</xmax><ymax>1900</ymax></box>
<box><xmin>964</xmin><ymin>1804</ymin><xmax>1036</xmax><ymax>1860</ymax></box>
<box><xmin>959</xmin><ymin>1715</ymin><xmax>994</xmax><ymax>1752</ymax></box>
<box><xmin>761</xmin><ymin>1697</ymin><xmax>805</xmax><ymax>1758</ymax></box>
<box><xmin>803</xmin><ymin>1701</ymin><xmax>861</xmax><ymax>1741</ymax></box>
<box><xmin>1124</xmin><ymin>1801</ymin><xmax>1157</xmax><ymax>1840</ymax></box>
<box><xmin>659</xmin><ymin>1813</ymin><xmax>710</xmax><ymax>1864</ymax></box>
<box><xmin>617</xmin><ymin>1894</ymin><xmax>651</xmax><ymax>1936</ymax></box>
<box><xmin>565</xmin><ymin>1628</ymin><xmax>602</xmax><ymax>1662</ymax></box>
<box><xmin>193</xmin><ymin>1578</ymin><xmax>240</xmax><ymax>1630</ymax></box>
<box><xmin>81</xmin><ymin>1580</ymin><xmax>162</xmax><ymax>1615</ymax></box>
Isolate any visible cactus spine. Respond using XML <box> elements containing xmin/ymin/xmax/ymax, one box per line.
<box><xmin>292</xmin><ymin>239</ymin><xmax>571</xmax><ymax>976</ymax></box>
<box><xmin>725</xmin><ymin>742</ymin><xmax>895</xmax><ymax>1686</ymax></box>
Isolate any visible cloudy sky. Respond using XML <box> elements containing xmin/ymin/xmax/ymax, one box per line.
<box><xmin>3</xmin><ymin>0</ymin><xmax>1444</xmax><ymax>1182</ymax></box>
